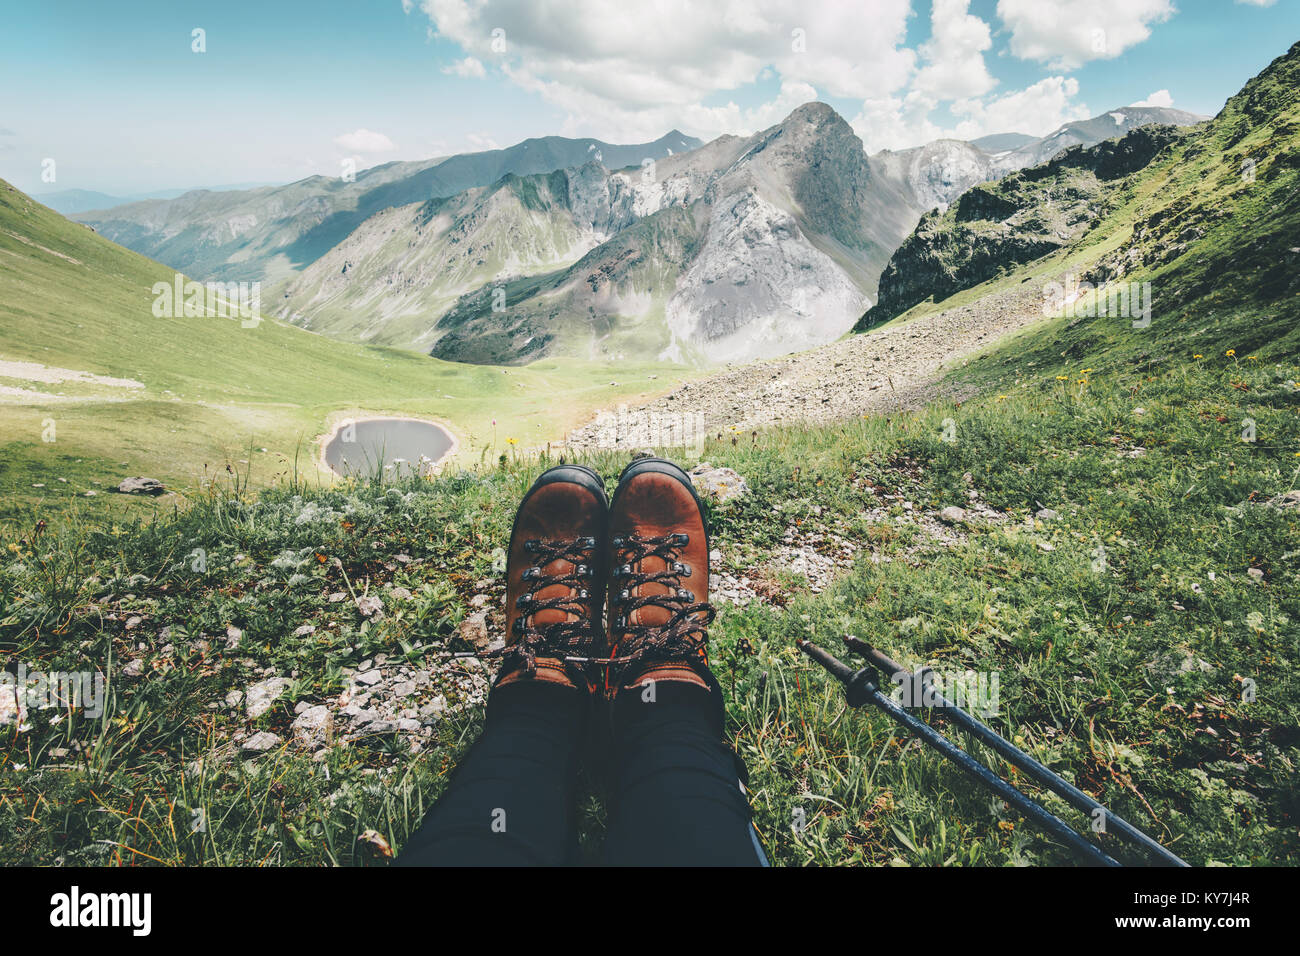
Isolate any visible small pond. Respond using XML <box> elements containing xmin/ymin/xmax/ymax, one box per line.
<box><xmin>323</xmin><ymin>418</ymin><xmax>454</xmax><ymax>478</ymax></box>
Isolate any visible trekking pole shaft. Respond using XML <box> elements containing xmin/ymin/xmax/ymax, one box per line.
<box><xmin>869</xmin><ymin>682</ymin><xmax>1121</xmax><ymax>867</ymax></box>
<box><xmin>848</xmin><ymin>639</ymin><xmax>1187</xmax><ymax>868</ymax></box>
<box><xmin>799</xmin><ymin>641</ymin><xmax>1120</xmax><ymax>867</ymax></box>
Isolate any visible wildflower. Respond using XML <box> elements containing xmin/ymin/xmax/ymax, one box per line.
<box><xmin>506</xmin><ymin>437</ymin><xmax>517</xmax><ymax>445</ymax></box>
<box><xmin>1193</xmin><ymin>353</ymin><xmax>1203</xmax><ymax>359</ymax></box>
<box><xmin>1055</xmin><ymin>375</ymin><xmax>1068</xmax><ymax>381</ymax></box>
<box><xmin>1226</xmin><ymin>349</ymin><xmax>1236</xmax><ymax>358</ymax></box>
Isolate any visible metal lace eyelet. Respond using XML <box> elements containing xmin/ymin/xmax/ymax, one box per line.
<box><xmin>516</xmin><ymin>594</ymin><xmax>533</xmax><ymax>609</ymax></box>
<box><xmin>522</xmin><ymin>567</ymin><xmax>540</xmax><ymax>580</ymax></box>
<box><xmin>620</xmin><ymin>589</ymin><xmax>630</xmax><ymax>599</ymax></box>
<box><xmin>524</xmin><ymin>539</ymin><xmax>540</xmax><ymax>552</ymax></box>
<box><xmin>578</xmin><ymin>589</ymin><xmax>589</xmax><ymax>599</ymax></box>
<box><xmin>512</xmin><ymin>618</ymin><xmax>524</xmax><ymax>634</ymax></box>
<box><xmin>611</xmin><ymin>536</ymin><xmax>624</xmax><ymax>548</ymax></box>
<box><xmin>616</xmin><ymin>616</ymin><xmax>626</xmax><ymax>629</ymax></box>
<box><xmin>678</xmin><ymin>588</ymin><xmax>692</xmax><ymax>599</ymax></box>
<box><xmin>671</xmin><ymin>533</ymin><xmax>689</xmax><ymax>546</ymax></box>
<box><xmin>577</xmin><ymin>564</ymin><xmax>589</xmax><ymax>577</ymax></box>
<box><xmin>673</xmin><ymin>561</ymin><xmax>692</xmax><ymax>577</ymax></box>
<box><xmin>620</xmin><ymin>563</ymin><xmax>631</xmax><ymax>577</ymax></box>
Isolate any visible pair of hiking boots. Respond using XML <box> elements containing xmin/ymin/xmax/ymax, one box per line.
<box><xmin>494</xmin><ymin>457</ymin><xmax>715</xmax><ymax>699</ymax></box>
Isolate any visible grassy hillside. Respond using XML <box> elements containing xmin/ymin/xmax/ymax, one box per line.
<box><xmin>0</xmin><ymin>182</ymin><xmax>690</xmax><ymax>523</ymax></box>
<box><xmin>2</xmin><ymin>318</ymin><xmax>1295</xmax><ymax>865</ymax></box>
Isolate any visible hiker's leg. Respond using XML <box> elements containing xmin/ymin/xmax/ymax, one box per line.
<box><xmin>396</xmin><ymin>681</ymin><xmax>586</xmax><ymax>866</ymax></box>
<box><xmin>602</xmin><ymin>670</ymin><xmax>767</xmax><ymax>866</ymax></box>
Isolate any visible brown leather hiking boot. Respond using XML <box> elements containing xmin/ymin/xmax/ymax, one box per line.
<box><xmin>605</xmin><ymin>458</ymin><xmax>716</xmax><ymax>695</ymax></box>
<box><xmin>496</xmin><ymin>465</ymin><xmax>607</xmax><ymax>692</ymax></box>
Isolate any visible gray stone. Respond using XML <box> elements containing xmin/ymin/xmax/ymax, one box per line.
<box><xmin>291</xmin><ymin>705</ymin><xmax>333</xmax><ymax>748</ymax></box>
<box><xmin>688</xmin><ymin>464</ymin><xmax>750</xmax><ymax>503</ymax></box>
<box><xmin>245</xmin><ymin>676</ymin><xmax>292</xmax><ymax>719</ymax></box>
<box><xmin>115</xmin><ymin>477</ymin><xmax>166</xmax><ymax>496</ymax></box>
<box><xmin>241</xmin><ymin>731</ymin><xmax>282</xmax><ymax>753</ymax></box>
<box><xmin>937</xmin><ymin>506</ymin><xmax>966</xmax><ymax>524</ymax></box>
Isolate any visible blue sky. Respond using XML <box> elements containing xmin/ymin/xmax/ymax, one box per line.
<box><xmin>0</xmin><ymin>0</ymin><xmax>1296</xmax><ymax>196</ymax></box>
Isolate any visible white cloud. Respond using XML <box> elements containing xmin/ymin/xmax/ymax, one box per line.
<box><xmin>997</xmin><ymin>0</ymin><xmax>1175</xmax><ymax>70</ymax></box>
<box><xmin>1235</xmin><ymin>0</ymin><xmax>1276</xmax><ymax>6</ymax></box>
<box><xmin>853</xmin><ymin>76</ymin><xmax>1091</xmax><ymax>151</ymax></box>
<box><xmin>913</xmin><ymin>0</ymin><xmax>996</xmax><ymax>100</ymax></box>
<box><xmin>1131</xmin><ymin>89</ymin><xmax>1174</xmax><ymax>107</ymax></box>
<box><xmin>412</xmin><ymin>0</ymin><xmax>914</xmax><ymax>141</ymax></box>
<box><xmin>443</xmin><ymin>56</ymin><xmax>485</xmax><ymax>78</ymax></box>
<box><xmin>951</xmin><ymin>76</ymin><xmax>1091</xmax><ymax>138</ymax></box>
<box><xmin>333</xmin><ymin>128</ymin><xmax>398</xmax><ymax>153</ymax></box>
<box><xmin>465</xmin><ymin>132</ymin><xmax>500</xmax><ymax>151</ymax></box>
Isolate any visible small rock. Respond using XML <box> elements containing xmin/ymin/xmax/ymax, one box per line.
<box><xmin>355</xmin><ymin>595</ymin><xmax>384</xmax><ymax>618</ymax></box>
<box><xmin>291</xmin><ymin>705</ymin><xmax>333</xmax><ymax>748</ymax></box>
<box><xmin>114</xmin><ymin>477</ymin><xmax>166</xmax><ymax>496</ymax></box>
<box><xmin>459</xmin><ymin>609</ymin><xmax>493</xmax><ymax>650</ymax></box>
<box><xmin>938</xmin><ymin>506</ymin><xmax>966</xmax><ymax>524</ymax></box>
<box><xmin>1266</xmin><ymin>490</ymin><xmax>1300</xmax><ymax>511</ymax></box>
<box><xmin>1246</xmin><ymin>567</ymin><xmax>1264</xmax><ymax>581</ymax></box>
<box><xmin>245</xmin><ymin>676</ymin><xmax>292</xmax><ymax>718</ymax></box>
<box><xmin>1036</xmin><ymin>540</ymin><xmax>1055</xmax><ymax>552</ymax></box>
<box><xmin>1035</xmin><ymin>508</ymin><xmax>1060</xmax><ymax>520</ymax></box>
<box><xmin>688</xmin><ymin>464</ymin><xmax>750</xmax><ymax>503</ymax></box>
<box><xmin>121</xmin><ymin>659</ymin><xmax>145</xmax><ymax>678</ymax></box>
<box><xmin>354</xmin><ymin>670</ymin><xmax>383</xmax><ymax>687</ymax></box>
<box><xmin>241</xmin><ymin>731</ymin><xmax>282</xmax><ymax>753</ymax></box>
<box><xmin>293</xmin><ymin>624</ymin><xmax>316</xmax><ymax>637</ymax></box>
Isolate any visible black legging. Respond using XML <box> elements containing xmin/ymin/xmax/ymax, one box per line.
<box><xmin>396</xmin><ymin>677</ymin><xmax>768</xmax><ymax>866</ymax></box>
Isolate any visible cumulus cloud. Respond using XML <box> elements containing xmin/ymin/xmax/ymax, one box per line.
<box><xmin>412</xmin><ymin>0</ymin><xmax>913</xmax><ymax>141</ymax></box>
<box><xmin>913</xmin><ymin>0</ymin><xmax>996</xmax><ymax>100</ymax></box>
<box><xmin>854</xmin><ymin>76</ymin><xmax>1091</xmax><ymax>152</ymax></box>
<box><xmin>465</xmin><ymin>132</ymin><xmax>500</xmax><ymax>151</ymax></box>
<box><xmin>1235</xmin><ymin>0</ymin><xmax>1276</xmax><ymax>6</ymax></box>
<box><xmin>408</xmin><ymin>0</ymin><xmax>1155</xmax><ymax>155</ymax></box>
<box><xmin>332</xmin><ymin>128</ymin><xmax>398</xmax><ymax>153</ymax></box>
<box><xmin>1131</xmin><ymin>89</ymin><xmax>1174</xmax><ymax>107</ymax></box>
<box><xmin>997</xmin><ymin>0</ymin><xmax>1175</xmax><ymax>70</ymax></box>
<box><xmin>443</xmin><ymin>56</ymin><xmax>485</xmax><ymax>78</ymax></box>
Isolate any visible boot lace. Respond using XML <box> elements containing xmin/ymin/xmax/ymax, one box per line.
<box><xmin>497</xmin><ymin>536</ymin><xmax>600</xmax><ymax>676</ymax></box>
<box><xmin>590</xmin><ymin>531</ymin><xmax>715</xmax><ymax>668</ymax></box>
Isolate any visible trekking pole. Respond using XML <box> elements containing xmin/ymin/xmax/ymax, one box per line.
<box><xmin>843</xmin><ymin>636</ymin><xmax>1188</xmax><ymax>868</ymax></box>
<box><xmin>798</xmin><ymin>639</ymin><xmax>1121</xmax><ymax>867</ymax></box>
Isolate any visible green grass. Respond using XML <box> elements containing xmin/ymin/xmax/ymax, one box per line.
<box><xmin>0</xmin><ymin>181</ymin><xmax>692</xmax><ymax>524</ymax></box>
<box><xmin>3</xmin><ymin>334</ymin><xmax>1297</xmax><ymax>864</ymax></box>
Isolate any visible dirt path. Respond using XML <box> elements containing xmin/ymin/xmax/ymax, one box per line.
<box><xmin>566</xmin><ymin>279</ymin><xmax>1050</xmax><ymax>449</ymax></box>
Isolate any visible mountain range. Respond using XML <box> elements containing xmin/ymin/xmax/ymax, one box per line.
<box><xmin>75</xmin><ymin>105</ymin><xmax>1202</xmax><ymax>365</ymax></box>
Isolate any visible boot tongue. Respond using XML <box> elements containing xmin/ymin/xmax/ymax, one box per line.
<box><xmin>532</xmin><ymin>558</ymin><xmax>580</xmax><ymax>627</ymax></box>
<box><xmin>631</xmin><ymin>554</ymin><xmax>674</xmax><ymax>628</ymax></box>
